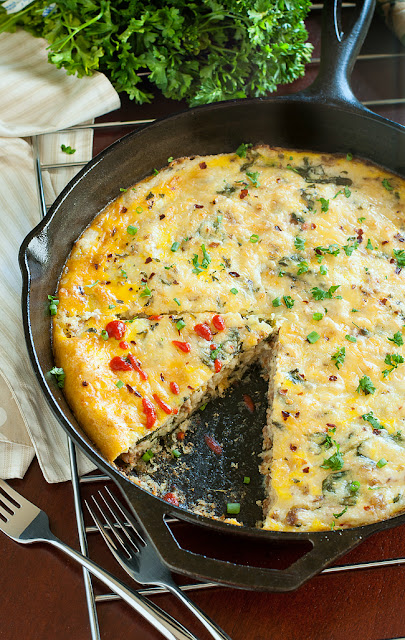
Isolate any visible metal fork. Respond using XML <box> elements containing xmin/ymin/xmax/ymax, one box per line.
<box><xmin>0</xmin><ymin>479</ymin><xmax>201</xmax><ymax>640</ymax></box>
<box><xmin>87</xmin><ymin>487</ymin><xmax>232</xmax><ymax>640</ymax></box>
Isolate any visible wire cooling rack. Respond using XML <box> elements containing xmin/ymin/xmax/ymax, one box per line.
<box><xmin>30</xmin><ymin>10</ymin><xmax>405</xmax><ymax>640</ymax></box>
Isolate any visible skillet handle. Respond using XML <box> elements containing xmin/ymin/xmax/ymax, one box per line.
<box><xmin>115</xmin><ymin>477</ymin><xmax>369</xmax><ymax>592</ymax></box>
<box><xmin>302</xmin><ymin>0</ymin><xmax>375</xmax><ymax>107</ymax></box>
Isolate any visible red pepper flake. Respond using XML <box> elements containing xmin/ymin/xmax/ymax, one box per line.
<box><xmin>159</xmin><ymin>214</ymin><xmax>165</xmax><ymax>220</ymax></box>
<box><xmin>326</xmin><ymin>423</ymin><xmax>337</xmax><ymax>429</ymax></box>
<box><xmin>130</xmin><ymin>340</ymin><xmax>136</xmax><ymax>345</ymax></box>
<box><xmin>381</xmin><ymin>240</ymin><xmax>389</xmax><ymax>245</ymax></box>
<box><xmin>303</xmin><ymin>467</ymin><xmax>310</xmax><ymax>473</ymax></box>
<box><xmin>210</xmin><ymin>344</ymin><xmax>217</xmax><ymax>351</ymax></box>
<box><xmin>199</xmin><ymin>162</ymin><xmax>207</xmax><ymax>169</ymax></box>
<box><xmin>172</xmin><ymin>340</ymin><xmax>191</xmax><ymax>353</ymax></box>
<box><xmin>163</xmin><ymin>492</ymin><xmax>179</xmax><ymax>506</ymax></box>
<box><xmin>204</xmin><ymin>435</ymin><xmax>222</xmax><ymax>455</ymax></box>
<box><xmin>310</xmin><ymin>223</ymin><xmax>316</xmax><ymax>230</ymax></box>
<box><xmin>142</xmin><ymin>397</ymin><xmax>157</xmax><ymax>429</ymax></box>
<box><xmin>177</xmin><ymin>431</ymin><xmax>185</xmax><ymax>441</ymax></box>
<box><xmin>170</xmin><ymin>381</ymin><xmax>180</xmax><ymax>395</ymax></box>
<box><xmin>229</xmin><ymin>271</ymin><xmax>240</xmax><ymax>278</ymax></box>
<box><xmin>212</xmin><ymin>314</ymin><xmax>225</xmax><ymax>331</ymax></box>
<box><xmin>290</xmin><ymin>444</ymin><xmax>297</xmax><ymax>451</ymax></box>
<box><xmin>153</xmin><ymin>393</ymin><xmax>172</xmax><ymax>415</ymax></box>
<box><xmin>214</xmin><ymin>358</ymin><xmax>222</xmax><ymax>373</ymax></box>
<box><xmin>120</xmin><ymin>206</ymin><xmax>128</xmax><ymax>213</ymax></box>
<box><xmin>243</xmin><ymin>394</ymin><xmax>255</xmax><ymax>413</ymax></box>
<box><xmin>240</xmin><ymin>189</ymin><xmax>248</xmax><ymax>199</ymax></box>
<box><xmin>82</xmin><ymin>381</ymin><xmax>88</xmax><ymax>387</ymax></box>
<box><xmin>194</xmin><ymin>204</ymin><xmax>204</xmax><ymax>209</ymax></box>
<box><xmin>110</xmin><ymin>356</ymin><xmax>132</xmax><ymax>372</ymax></box>
<box><xmin>194</xmin><ymin>323</ymin><xmax>212</xmax><ymax>341</ymax></box>
<box><xmin>127</xmin><ymin>353</ymin><xmax>148</xmax><ymax>380</ymax></box>
<box><xmin>105</xmin><ymin>320</ymin><xmax>126</xmax><ymax>339</ymax></box>
<box><xmin>364</xmin><ymin>506</ymin><xmax>371</xmax><ymax>511</ymax></box>
<box><xmin>379</xmin><ymin>298</ymin><xmax>387</xmax><ymax>305</ymax></box>
<box><xmin>119</xmin><ymin>341</ymin><xmax>129</xmax><ymax>350</ymax></box>
<box><xmin>145</xmin><ymin>257</ymin><xmax>152</xmax><ymax>264</ymax></box>
<box><xmin>329</xmin><ymin>375</ymin><xmax>337</xmax><ymax>381</ymax></box>
<box><xmin>281</xmin><ymin>411</ymin><xmax>291</xmax><ymax>420</ymax></box>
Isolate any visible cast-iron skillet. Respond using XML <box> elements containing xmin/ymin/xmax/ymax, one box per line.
<box><xmin>20</xmin><ymin>0</ymin><xmax>405</xmax><ymax>591</ymax></box>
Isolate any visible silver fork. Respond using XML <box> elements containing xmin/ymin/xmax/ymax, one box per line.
<box><xmin>0</xmin><ymin>479</ymin><xmax>201</xmax><ymax>640</ymax></box>
<box><xmin>86</xmin><ymin>487</ymin><xmax>232</xmax><ymax>640</ymax></box>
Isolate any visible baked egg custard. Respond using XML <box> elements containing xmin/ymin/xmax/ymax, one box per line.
<box><xmin>52</xmin><ymin>145</ymin><xmax>405</xmax><ymax>531</ymax></box>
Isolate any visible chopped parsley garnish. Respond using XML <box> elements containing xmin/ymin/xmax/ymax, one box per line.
<box><xmin>226</xmin><ymin>503</ymin><xmax>240</xmax><ymax>515</ymax></box>
<box><xmin>49</xmin><ymin>366</ymin><xmax>65</xmax><ymax>388</ymax></box>
<box><xmin>307</xmin><ymin>331</ymin><xmax>320</xmax><ymax>343</ymax></box>
<box><xmin>167</xmin><ymin>156</ymin><xmax>174</xmax><ymax>162</ymax></box>
<box><xmin>171</xmin><ymin>241</ymin><xmax>180</xmax><ymax>252</ymax></box>
<box><xmin>344</xmin><ymin>186</ymin><xmax>351</xmax><ymax>198</ymax></box>
<box><xmin>312</xmin><ymin>312</ymin><xmax>323</xmax><ymax>321</ymax></box>
<box><xmin>388</xmin><ymin>331</ymin><xmax>404</xmax><ymax>347</ymax></box>
<box><xmin>140</xmin><ymin>284</ymin><xmax>152</xmax><ymax>297</ymax></box>
<box><xmin>382</xmin><ymin>178</ymin><xmax>393</xmax><ymax>191</ymax></box>
<box><xmin>250</xmin><ymin>234</ymin><xmax>259</xmax><ymax>243</ymax></box>
<box><xmin>192</xmin><ymin>254</ymin><xmax>203</xmax><ymax>274</ymax></box>
<box><xmin>85</xmin><ymin>280</ymin><xmax>99</xmax><ymax>288</ymax></box>
<box><xmin>343</xmin><ymin>241</ymin><xmax>358</xmax><ymax>256</ymax></box>
<box><xmin>383</xmin><ymin>353</ymin><xmax>404</xmax><ymax>378</ymax></box>
<box><xmin>173</xmin><ymin>297</ymin><xmax>181</xmax><ymax>306</ymax></box>
<box><xmin>176</xmin><ymin>319</ymin><xmax>186</xmax><ymax>331</ymax></box>
<box><xmin>127</xmin><ymin>225</ymin><xmax>137</xmax><ymax>235</ymax></box>
<box><xmin>345</xmin><ymin>335</ymin><xmax>357</xmax><ymax>343</ymax></box>
<box><xmin>246</xmin><ymin>171</ymin><xmax>260</xmax><ymax>187</ymax></box>
<box><xmin>283</xmin><ymin>296</ymin><xmax>295</xmax><ymax>309</ymax></box>
<box><xmin>318</xmin><ymin>197</ymin><xmax>329</xmax><ymax>212</ymax></box>
<box><xmin>362</xmin><ymin>411</ymin><xmax>386</xmax><ymax>431</ymax></box>
<box><xmin>297</xmin><ymin>261</ymin><xmax>309</xmax><ymax>275</ymax></box>
<box><xmin>48</xmin><ymin>295</ymin><xmax>59</xmax><ymax>316</ymax></box>
<box><xmin>319</xmin><ymin>244</ymin><xmax>340</xmax><ymax>258</ymax></box>
<box><xmin>121</xmin><ymin>269</ymin><xmax>128</xmax><ymax>279</ymax></box>
<box><xmin>101</xmin><ymin>330</ymin><xmax>109</xmax><ymax>340</ymax></box>
<box><xmin>311</xmin><ymin>285</ymin><xmax>340</xmax><ymax>300</ymax></box>
<box><xmin>201</xmin><ymin>244</ymin><xmax>211</xmax><ymax>268</ymax></box>
<box><xmin>366</xmin><ymin>238</ymin><xmax>374</xmax><ymax>250</ymax></box>
<box><xmin>272</xmin><ymin>297</ymin><xmax>282</xmax><ymax>307</ymax></box>
<box><xmin>393</xmin><ymin>249</ymin><xmax>405</xmax><ymax>268</ymax></box>
<box><xmin>61</xmin><ymin>144</ymin><xmax>76</xmax><ymax>154</ymax></box>
<box><xmin>230</xmin><ymin>288</ymin><xmax>238</xmax><ymax>295</ymax></box>
<box><xmin>119</xmin><ymin>188</ymin><xmax>127</xmax><ymax>192</ymax></box>
<box><xmin>321</xmin><ymin>441</ymin><xmax>344</xmax><ymax>471</ymax></box>
<box><xmin>235</xmin><ymin>143</ymin><xmax>252</xmax><ymax>158</ymax></box>
<box><xmin>376</xmin><ymin>458</ymin><xmax>388</xmax><ymax>468</ymax></box>
<box><xmin>153</xmin><ymin>168</ymin><xmax>159</xmax><ymax>175</ymax></box>
<box><xmin>358</xmin><ymin>216</ymin><xmax>366</xmax><ymax>223</ymax></box>
<box><xmin>108</xmin><ymin>304</ymin><xmax>116</xmax><ymax>309</ymax></box>
<box><xmin>115</xmin><ymin>380</ymin><xmax>124</xmax><ymax>389</ymax></box>
<box><xmin>356</xmin><ymin>375</ymin><xmax>376</xmax><ymax>395</ymax></box>
<box><xmin>331</xmin><ymin>346</ymin><xmax>345</xmax><ymax>369</ymax></box>
<box><xmin>346</xmin><ymin>153</ymin><xmax>353</xmax><ymax>161</ymax></box>
<box><xmin>294</xmin><ymin>236</ymin><xmax>305</xmax><ymax>251</ymax></box>
<box><xmin>320</xmin><ymin>265</ymin><xmax>327</xmax><ymax>275</ymax></box>
<box><xmin>333</xmin><ymin>506</ymin><xmax>348</xmax><ymax>519</ymax></box>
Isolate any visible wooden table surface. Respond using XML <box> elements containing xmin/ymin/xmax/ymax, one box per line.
<box><xmin>2</xmin><ymin>7</ymin><xmax>405</xmax><ymax>640</ymax></box>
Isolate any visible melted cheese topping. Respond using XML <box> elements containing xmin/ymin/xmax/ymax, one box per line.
<box><xmin>54</xmin><ymin>145</ymin><xmax>405</xmax><ymax>531</ymax></box>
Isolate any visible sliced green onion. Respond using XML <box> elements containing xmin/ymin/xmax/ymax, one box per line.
<box><xmin>272</xmin><ymin>297</ymin><xmax>281</xmax><ymax>307</ymax></box>
<box><xmin>172</xmin><ymin>449</ymin><xmax>182</xmax><ymax>458</ymax></box>
<box><xmin>307</xmin><ymin>331</ymin><xmax>320</xmax><ymax>343</ymax></box>
<box><xmin>227</xmin><ymin>502</ymin><xmax>240</xmax><ymax>515</ymax></box>
<box><xmin>173</xmin><ymin>297</ymin><xmax>181</xmax><ymax>306</ymax></box>
<box><xmin>116</xmin><ymin>380</ymin><xmax>124</xmax><ymax>389</ymax></box>
<box><xmin>136</xmin><ymin>206</ymin><xmax>143</xmax><ymax>214</ymax></box>
<box><xmin>376</xmin><ymin>458</ymin><xmax>387</xmax><ymax>468</ymax></box>
<box><xmin>101</xmin><ymin>330</ymin><xmax>109</xmax><ymax>340</ymax></box>
<box><xmin>243</xmin><ymin>476</ymin><xmax>251</xmax><ymax>484</ymax></box>
<box><xmin>230</xmin><ymin>288</ymin><xmax>238</xmax><ymax>295</ymax></box>
<box><xmin>108</xmin><ymin>304</ymin><xmax>116</xmax><ymax>309</ymax></box>
<box><xmin>167</xmin><ymin>156</ymin><xmax>174</xmax><ymax>162</ymax></box>
<box><xmin>200</xmin><ymin>403</ymin><xmax>207</xmax><ymax>411</ymax></box>
<box><xmin>350</xmin><ymin>481</ymin><xmax>360</xmax><ymax>492</ymax></box>
<box><xmin>171</xmin><ymin>241</ymin><xmax>180</xmax><ymax>252</ymax></box>
<box><xmin>140</xmin><ymin>285</ymin><xmax>152</xmax><ymax>298</ymax></box>
<box><xmin>346</xmin><ymin>153</ymin><xmax>353</xmax><ymax>161</ymax></box>
<box><xmin>142</xmin><ymin>449</ymin><xmax>154</xmax><ymax>462</ymax></box>
<box><xmin>250</xmin><ymin>234</ymin><xmax>259</xmax><ymax>243</ymax></box>
<box><xmin>127</xmin><ymin>225</ymin><xmax>137</xmax><ymax>235</ymax></box>
<box><xmin>345</xmin><ymin>335</ymin><xmax>357</xmax><ymax>343</ymax></box>
<box><xmin>176</xmin><ymin>320</ymin><xmax>186</xmax><ymax>331</ymax></box>
<box><xmin>312</xmin><ymin>313</ymin><xmax>323</xmax><ymax>321</ymax></box>
<box><xmin>120</xmin><ymin>187</ymin><xmax>127</xmax><ymax>192</ymax></box>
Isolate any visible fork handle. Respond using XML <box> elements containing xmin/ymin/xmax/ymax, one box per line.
<box><xmin>164</xmin><ymin>581</ymin><xmax>232</xmax><ymax>640</ymax></box>
<box><xmin>46</xmin><ymin>534</ymin><xmax>198</xmax><ymax>640</ymax></box>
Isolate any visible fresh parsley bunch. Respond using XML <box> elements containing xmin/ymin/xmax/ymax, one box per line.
<box><xmin>0</xmin><ymin>0</ymin><xmax>312</xmax><ymax>105</ymax></box>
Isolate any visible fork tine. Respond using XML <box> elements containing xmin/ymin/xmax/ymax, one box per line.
<box><xmin>91</xmin><ymin>492</ymin><xmax>133</xmax><ymax>556</ymax></box>
<box><xmin>104</xmin><ymin>486</ymin><xmax>146</xmax><ymax>545</ymax></box>
<box><xmin>85</xmin><ymin>499</ymin><xmax>122</xmax><ymax>554</ymax></box>
<box><xmin>98</xmin><ymin>489</ymin><xmax>141</xmax><ymax>551</ymax></box>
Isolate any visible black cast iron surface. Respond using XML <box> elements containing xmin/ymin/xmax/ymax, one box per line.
<box><xmin>19</xmin><ymin>0</ymin><xmax>405</xmax><ymax>591</ymax></box>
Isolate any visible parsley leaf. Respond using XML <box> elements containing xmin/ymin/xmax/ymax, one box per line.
<box><xmin>382</xmin><ymin>178</ymin><xmax>394</xmax><ymax>191</ymax></box>
<box><xmin>235</xmin><ymin>143</ymin><xmax>252</xmax><ymax>158</ymax></box>
<box><xmin>311</xmin><ymin>285</ymin><xmax>340</xmax><ymax>300</ymax></box>
<box><xmin>356</xmin><ymin>375</ymin><xmax>376</xmax><ymax>395</ymax></box>
<box><xmin>343</xmin><ymin>241</ymin><xmax>358</xmax><ymax>256</ymax></box>
<box><xmin>283</xmin><ymin>295</ymin><xmax>295</xmax><ymax>309</ymax></box>
<box><xmin>61</xmin><ymin>144</ymin><xmax>76</xmax><ymax>155</ymax></box>
<box><xmin>388</xmin><ymin>331</ymin><xmax>404</xmax><ymax>347</ymax></box>
<box><xmin>246</xmin><ymin>171</ymin><xmax>260</xmax><ymax>187</ymax></box>
<box><xmin>331</xmin><ymin>346</ymin><xmax>345</xmax><ymax>369</ymax></box>
<box><xmin>315</xmin><ymin>244</ymin><xmax>340</xmax><ymax>257</ymax></box>
<box><xmin>49</xmin><ymin>366</ymin><xmax>65</xmax><ymax>388</ymax></box>
<box><xmin>318</xmin><ymin>197</ymin><xmax>329</xmax><ymax>212</ymax></box>
<box><xmin>297</xmin><ymin>261</ymin><xmax>309</xmax><ymax>275</ymax></box>
<box><xmin>294</xmin><ymin>237</ymin><xmax>305</xmax><ymax>251</ymax></box>
<box><xmin>321</xmin><ymin>441</ymin><xmax>344</xmax><ymax>471</ymax></box>
<box><xmin>362</xmin><ymin>411</ymin><xmax>386</xmax><ymax>431</ymax></box>
<box><xmin>383</xmin><ymin>353</ymin><xmax>404</xmax><ymax>378</ymax></box>
<box><xmin>393</xmin><ymin>249</ymin><xmax>405</xmax><ymax>268</ymax></box>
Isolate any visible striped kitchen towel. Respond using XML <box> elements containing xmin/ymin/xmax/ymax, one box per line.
<box><xmin>0</xmin><ymin>29</ymin><xmax>120</xmax><ymax>482</ymax></box>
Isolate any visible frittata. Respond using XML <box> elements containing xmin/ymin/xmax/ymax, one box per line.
<box><xmin>52</xmin><ymin>144</ymin><xmax>405</xmax><ymax>531</ymax></box>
